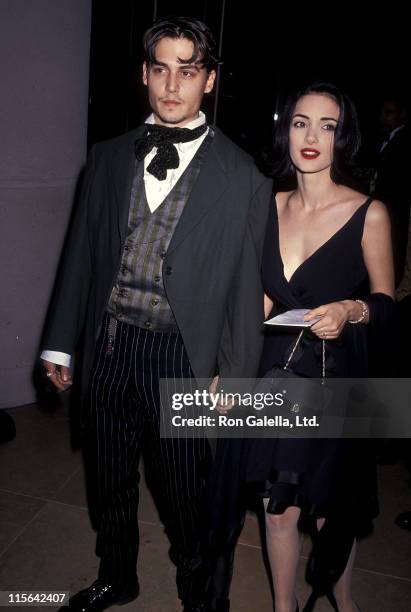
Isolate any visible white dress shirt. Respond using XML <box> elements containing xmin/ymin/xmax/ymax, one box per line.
<box><xmin>41</xmin><ymin>111</ymin><xmax>209</xmax><ymax>368</ymax></box>
<box><xmin>144</xmin><ymin>111</ymin><xmax>208</xmax><ymax>212</ymax></box>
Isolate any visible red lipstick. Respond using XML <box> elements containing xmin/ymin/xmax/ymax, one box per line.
<box><xmin>301</xmin><ymin>148</ymin><xmax>320</xmax><ymax>160</ymax></box>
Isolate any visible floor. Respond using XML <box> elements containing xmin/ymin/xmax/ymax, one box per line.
<box><xmin>0</xmin><ymin>402</ymin><xmax>410</xmax><ymax>612</ymax></box>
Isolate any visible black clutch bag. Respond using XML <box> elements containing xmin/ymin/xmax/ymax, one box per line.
<box><xmin>254</xmin><ymin>329</ymin><xmax>333</xmax><ymax>419</ymax></box>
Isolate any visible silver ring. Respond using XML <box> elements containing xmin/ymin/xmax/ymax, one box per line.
<box><xmin>46</xmin><ymin>371</ymin><xmax>54</xmax><ymax>378</ymax></box>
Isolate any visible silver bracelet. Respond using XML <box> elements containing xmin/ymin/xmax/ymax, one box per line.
<box><xmin>348</xmin><ymin>299</ymin><xmax>369</xmax><ymax>324</ymax></box>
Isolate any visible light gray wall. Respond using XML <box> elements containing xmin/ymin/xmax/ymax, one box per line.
<box><xmin>0</xmin><ymin>0</ymin><xmax>92</xmax><ymax>408</ymax></box>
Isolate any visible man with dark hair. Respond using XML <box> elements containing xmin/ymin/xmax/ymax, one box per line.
<box><xmin>143</xmin><ymin>16</ymin><xmax>218</xmax><ymax>72</ymax></box>
<box><xmin>373</xmin><ymin>95</ymin><xmax>409</xmax><ymax>286</ymax></box>
<box><xmin>41</xmin><ymin>16</ymin><xmax>271</xmax><ymax>612</ymax></box>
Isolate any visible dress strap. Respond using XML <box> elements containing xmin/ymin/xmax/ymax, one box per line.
<box><xmin>351</xmin><ymin>197</ymin><xmax>374</xmax><ymax>235</ymax></box>
<box><xmin>358</xmin><ymin>196</ymin><xmax>374</xmax><ymax>216</ymax></box>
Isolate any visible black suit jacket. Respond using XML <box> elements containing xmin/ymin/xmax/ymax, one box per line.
<box><xmin>42</xmin><ymin>126</ymin><xmax>272</xmax><ymax>400</ymax></box>
<box><xmin>374</xmin><ymin>126</ymin><xmax>410</xmax><ymax>283</ymax></box>
<box><xmin>374</xmin><ymin>126</ymin><xmax>408</xmax><ymax>216</ymax></box>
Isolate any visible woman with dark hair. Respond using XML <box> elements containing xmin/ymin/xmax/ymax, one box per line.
<box><xmin>249</xmin><ymin>83</ymin><xmax>395</xmax><ymax>611</ymax></box>
<box><xmin>208</xmin><ymin>83</ymin><xmax>395</xmax><ymax>612</ymax></box>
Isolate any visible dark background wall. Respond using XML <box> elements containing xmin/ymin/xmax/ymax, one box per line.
<box><xmin>0</xmin><ymin>0</ymin><xmax>92</xmax><ymax>408</ymax></box>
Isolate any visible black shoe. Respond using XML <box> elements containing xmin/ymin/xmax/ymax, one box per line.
<box><xmin>62</xmin><ymin>578</ymin><xmax>139</xmax><ymax>611</ymax></box>
<box><xmin>214</xmin><ymin>600</ymin><xmax>230</xmax><ymax>612</ymax></box>
<box><xmin>183</xmin><ymin>604</ymin><xmax>210</xmax><ymax>612</ymax></box>
<box><xmin>326</xmin><ymin>592</ymin><xmax>339</xmax><ymax>611</ymax></box>
<box><xmin>395</xmin><ymin>511</ymin><xmax>411</xmax><ymax>531</ymax></box>
<box><xmin>0</xmin><ymin>410</ymin><xmax>16</xmax><ymax>443</ymax></box>
<box><xmin>183</xmin><ymin>597</ymin><xmax>230</xmax><ymax>611</ymax></box>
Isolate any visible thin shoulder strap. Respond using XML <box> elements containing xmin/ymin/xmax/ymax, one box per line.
<box><xmin>360</xmin><ymin>196</ymin><xmax>374</xmax><ymax>215</ymax></box>
<box><xmin>354</xmin><ymin>197</ymin><xmax>374</xmax><ymax>227</ymax></box>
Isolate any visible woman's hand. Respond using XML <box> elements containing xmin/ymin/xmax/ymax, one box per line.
<box><xmin>304</xmin><ymin>301</ymin><xmax>354</xmax><ymax>339</ymax></box>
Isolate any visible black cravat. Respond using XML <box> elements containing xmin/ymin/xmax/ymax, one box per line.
<box><xmin>134</xmin><ymin>122</ymin><xmax>208</xmax><ymax>181</ymax></box>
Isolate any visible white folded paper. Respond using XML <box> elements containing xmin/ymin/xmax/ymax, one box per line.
<box><xmin>265</xmin><ymin>309</ymin><xmax>321</xmax><ymax>327</ymax></box>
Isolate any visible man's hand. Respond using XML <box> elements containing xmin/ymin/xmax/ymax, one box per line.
<box><xmin>209</xmin><ymin>375</ymin><xmax>235</xmax><ymax>414</ymax></box>
<box><xmin>42</xmin><ymin>359</ymin><xmax>73</xmax><ymax>391</ymax></box>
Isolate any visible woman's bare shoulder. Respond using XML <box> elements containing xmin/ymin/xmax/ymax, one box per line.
<box><xmin>336</xmin><ymin>186</ymin><xmax>369</xmax><ymax>208</ymax></box>
<box><xmin>365</xmin><ymin>199</ymin><xmax>390</xmax><ymax>225</ymax></box>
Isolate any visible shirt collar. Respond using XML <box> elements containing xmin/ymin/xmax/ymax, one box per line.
<box><xmin>388</xmin><ymin>124</ymin><xmax>405</xmax><ymax>141</ymax></box>
<box><xmin>144</xmin><ymin>111</ymin><xmax>208</xmax><ymax>155</ymax></box>
<box><xmin>144</xmin><ymin>110</ymin><xmax>207</xmax><ymax>130</ymax></box>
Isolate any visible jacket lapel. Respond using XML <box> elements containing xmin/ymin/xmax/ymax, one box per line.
<box><xmin>167</xmin><ymin>132</ymin><xmax>229</xmax><ymax>255</ymax></box>
<box><xmin>108</xmin><ymin>126</ymin><xmax>230</xmax><ymax>254</ymax></box>
<box><xmin>110</xmin><ymin>126</ymin><xmax>145</xmax><ymax>246</ymax></box>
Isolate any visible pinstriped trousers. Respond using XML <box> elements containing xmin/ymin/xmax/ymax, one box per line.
<box><xmin>83</xmin><ymin>313</ymin><xmax>212</xmax><ymax>602</ymax></box>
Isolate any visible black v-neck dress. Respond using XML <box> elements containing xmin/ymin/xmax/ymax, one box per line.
<box><xmin>242</xmin><ymin>197</ymin><xmax>379</xmax><ymax>524</ymax></box>
<box><xmin>206</xmin><ymin>197</ymin><xmax>391</xmax><ymax>554</ymax></box>
<box><xmin>206</xmin><ymin>196</ymin><xmax>396</xmax><ymax>593</ymax></box>
<box><xmin>261</xmin><ymin>197</ymin><xmax>372</xmax><ymax>378</ymax></box>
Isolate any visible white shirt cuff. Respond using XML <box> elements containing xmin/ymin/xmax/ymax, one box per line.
<box><xmin>41</xmin><ymin>350</ymin><xmax>71</xmax><ymax>368</ymax></box>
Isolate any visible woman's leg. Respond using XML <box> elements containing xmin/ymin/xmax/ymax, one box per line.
<box><xmin>264</xmin><ymin>501</ymin><xmax>301</xmax><ymax>612</ymax></box>
<box><xmin>315</xmin><ymin>519</ymin><xmax>359</xmax><ymax>612</ymax></box>
<box><xmin>333</xmin><ymin>539</ymin><xmax>360</xmax><ymax>612</ymax></box>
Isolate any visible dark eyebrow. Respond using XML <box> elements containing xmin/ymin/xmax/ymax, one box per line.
<box><xmin>151</xmin><ymin>60</ymin><xmax>200</xmax><ymax>72</ymax></box>
<box><xmin>292</xmin><ymin>113</ymin><xmax>338</xmax><ymax>122</ymax></box>
<box><xmin>176</xmin><ymin>58</ymin><xmax>201</xmax><ymax>71</ymax></box>
<box><xmin>178</xmin><ymin>65</ymin><xmax>201</xmax><ymax>72</ymax></box>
